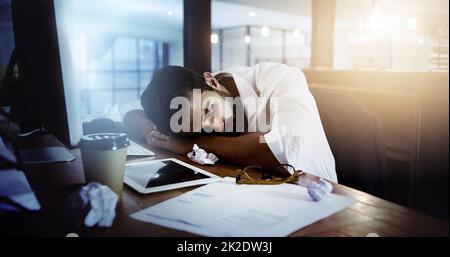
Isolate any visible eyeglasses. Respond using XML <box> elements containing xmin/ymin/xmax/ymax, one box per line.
<box><xmin>236</xmin><ymin>164</ymin><xmax>303</xmax><ymax>185</ymax></box>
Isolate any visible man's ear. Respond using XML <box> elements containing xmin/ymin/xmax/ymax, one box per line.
<box><xmin>203</xmin><ymin>72</ymin><xmax>221</xmax><ymax>90</ymax></box>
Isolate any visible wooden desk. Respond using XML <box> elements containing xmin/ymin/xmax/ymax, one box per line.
<box><xmin>1</xmin><ymin>133</ymin><xmax>448</xmax><ymax>237</ymax></box>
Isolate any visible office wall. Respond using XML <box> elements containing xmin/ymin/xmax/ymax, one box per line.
<box><xmin>211</xmin><ymin>0</ymin><xmax>312</xmax><ymax>72</ymax></box>
<box><xmin>303</xmin><ymin>69</ymin><xmax>449</xmax><ymax>220</ymax></box>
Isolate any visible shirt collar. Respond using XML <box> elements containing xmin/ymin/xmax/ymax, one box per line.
<box><xmin>229</xmin><ymin>72</ymin><xmax>258</xmax><ymax>99</ymax></box>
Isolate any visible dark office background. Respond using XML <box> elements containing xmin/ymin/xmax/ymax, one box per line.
<box><xmin>0</xmin><ymin>0</ymin><xmax>14</xmax><ymax>68</ymax></box>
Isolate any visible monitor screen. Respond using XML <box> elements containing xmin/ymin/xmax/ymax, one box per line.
<box><xmin>12</xmin><ymin>0</ymin><xmax>83</xmax><ymax>147</ymax></box>
<box><xmin>53</xmin><ymin>0</ymin><xmax>183</xmax><ymax>144</ymax></box>
<box><xmin>11</xmin><ymin>0</ymin><xmax>183</xmax><ymax>147</ymax></box>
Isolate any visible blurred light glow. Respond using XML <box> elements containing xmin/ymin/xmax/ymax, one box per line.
<box><xmin>418</xmin><ymin>37</ymin><xmax>425</xmax><ymax>45</ymax></box>
<box><xmin>385</xmin><ymin>16</ymin><xmax>397</xmax><ymax>31</ymax></box>
<box><xmin>261</xmin><ymin>26</ymin><xmax>270</xmax><ymax>37</ymax></box>
<box><xmin>248</xmin><ymin>11</ymin><xmax>256</xmax><ymax>17</ymax></box>
<box><xmin>407</xmin><ymin>17</ymin><xmax>417</xmax><ymax>31</ymax></box>
<box><xmin>358</xmin><ymin>16</ymin><xmax>364</xmax><ymax>31</ymax></box>
<box><xmin>293</xmin><ymin>29</ymin><xmax>301</xmax><ymax>38</ymax></box>
<box><xmin>244</xmin><ymin>35</ymin><xmax>251</xmax><ymax>44</ymax></box>
<box><xmin>369</xmin><ymin>9</ymin><xmax>382</xmax><ymax>30</ymax></box>
<box><xmin>167</xmin><ymin>10</ymin><xmax>173</xmax><ymax>16</ymax></box>
<box><xmin>210</xmin><ymin>33</ymin><xmax>219</xmax><ymax>44</ymax></box>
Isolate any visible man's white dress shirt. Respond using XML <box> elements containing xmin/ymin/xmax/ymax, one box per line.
<box><xmin>221</xmin><ymin>63</ymin><xmax>337</xmax><ymax>182</ymax></box>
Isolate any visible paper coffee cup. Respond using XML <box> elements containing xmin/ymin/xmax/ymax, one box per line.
<box><xmin>79</xmin><ymin>133</ymin><xmax>129</xmax><ymax>199</ymax></box>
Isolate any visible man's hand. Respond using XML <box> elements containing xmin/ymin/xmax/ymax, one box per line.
<box><xmin>145</xmin><ymin>127</ymin><xmax>194</xmax><ymax>155</ymax></box>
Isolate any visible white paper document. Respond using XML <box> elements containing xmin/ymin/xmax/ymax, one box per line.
<box><xmin>131</xmin><ymin>177</ymin><xmax>355</xmax><ymax>236</ymax></box>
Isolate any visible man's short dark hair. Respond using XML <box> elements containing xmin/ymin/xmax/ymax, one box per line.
<box><xmin>140</xmin><ymin>66</ymin><xmax>207</xmax><ymax>135</ymax></box>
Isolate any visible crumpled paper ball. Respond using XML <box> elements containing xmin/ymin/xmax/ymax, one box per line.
<box><xmin>307</xmin><ymin>178</ymin><xmax>333</xmax><ymax>202</ymax></box>
<box><xmin>65</xmin><ymin>182</ymin><xmax>118</xmax><ymax>227</ymax></box>
<box><xmin>187</xmin><ymin>144</ymin><xmax>219</xmax><ymax>165</ymax></box>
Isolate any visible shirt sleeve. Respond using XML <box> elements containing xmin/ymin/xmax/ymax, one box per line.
<box><xmin>263</xmin><ymin>67</ymin><xmax>318</xmax><ymax>172</ymax></box>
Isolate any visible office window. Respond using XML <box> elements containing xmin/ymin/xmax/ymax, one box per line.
<box><xmin>55</xmin><ymin>0</ymin><xmax>183</xmax><ymax>122</ymax></box>
<box><xmin>334</xmin><ymin>0</ymin><xmax>449</xmax><ymax>71</ymax></box>
<box><xmin>79</xmin><ymin>36</ymin><xmax>171</xmax><ymax>115</ymax></box>
<box><xmin>211</xmin><ymin>0</ymin><xmax>312</xmax><ymax>71</ymax></box>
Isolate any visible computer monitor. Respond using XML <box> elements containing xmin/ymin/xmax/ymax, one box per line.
<box><xmin>11</xmin><ymin>0</ymin><xmax>83</xmax><ymax>148</ymax></box>
<box><xmin>11</xmin><ymin>0</ymin><xmax>185</xmax><ymax>152</ymax></box>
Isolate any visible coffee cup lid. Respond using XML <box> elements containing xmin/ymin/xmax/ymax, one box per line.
<box><xmin>79</xmin><ymin>133</ymin><xmax>129</xmax><ymax>151</ymax></box>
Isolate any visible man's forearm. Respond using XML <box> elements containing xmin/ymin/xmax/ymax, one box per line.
<box><xmin>196</xmin><ymin>133</ymin><xmax>279</xmax><ymax>169</ymax></box>
<box><xmin>124</xmin><ymin>111</ymin><xmax>279</xmax><ymax>168</ymax></box>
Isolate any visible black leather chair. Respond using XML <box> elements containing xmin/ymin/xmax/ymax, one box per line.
<box><xmin>311</xmin><ymin>87</ymin><xmax>387</xmax><ymax>197</ymax></box>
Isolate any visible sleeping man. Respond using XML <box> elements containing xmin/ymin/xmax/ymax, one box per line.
<box><xmin>123</xmin><ymin>63</ymin><xmax>337</xmax><ymax>182</ymax></box>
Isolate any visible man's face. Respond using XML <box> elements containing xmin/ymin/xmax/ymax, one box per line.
<box><xmin>176</xmin><ymin>72</ymin><xmax>238</xmax><ymax>134</ymax></box>
<box><xmin>192</xmin><ymin>89</ymin><xmax>234</xmax><ymax>133</ymax></box>
<box><xmin>191</xmin><ymin>90</ymin><xmax>233</xmax><ymax>133</ymax></box>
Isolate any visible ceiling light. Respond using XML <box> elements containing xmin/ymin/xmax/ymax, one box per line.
<box><xmin>211</xmin><ymin>33</ymin><xmax>219</xmax><ymax>44</ymax></box>
<box><xmin>261</xmin><ymin>26</ymin><xmax>270</xmax><ymax>37</ymax></box>
<box><xmin>249</xmin><ymin>11</ymin><xmax>256</xmax><ymax>17</ymax></box>
<box><xmin>244</xmin><ymin>35</ymin><xmax>251</xmax><ymax>44</ymax></box>
<box><xmin>417</xmin><ymin>37</ymin><xmax>425</xmax><ymax>45</ymax></box>
<box><xmin>408</xmin><ymin>17</ymin><xmax>417</xmax><ymax>31</ymax></box>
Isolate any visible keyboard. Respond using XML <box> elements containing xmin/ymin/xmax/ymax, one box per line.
<box><xmin>127</xmin><ymin>140</ymin><xmax>155</xmax><ymax>156</ymax></box>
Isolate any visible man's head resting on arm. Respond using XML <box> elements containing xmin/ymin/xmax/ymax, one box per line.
<box><xmin>140</xmin><ymin>66</ymin><xmax>241</xmax><ymax>136</ymax></box>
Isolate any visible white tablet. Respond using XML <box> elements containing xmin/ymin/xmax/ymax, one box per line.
<box><xmin>124</xmin><ymin>158</ymin><xmax>221</xmax><ymax>194</ymax></box>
